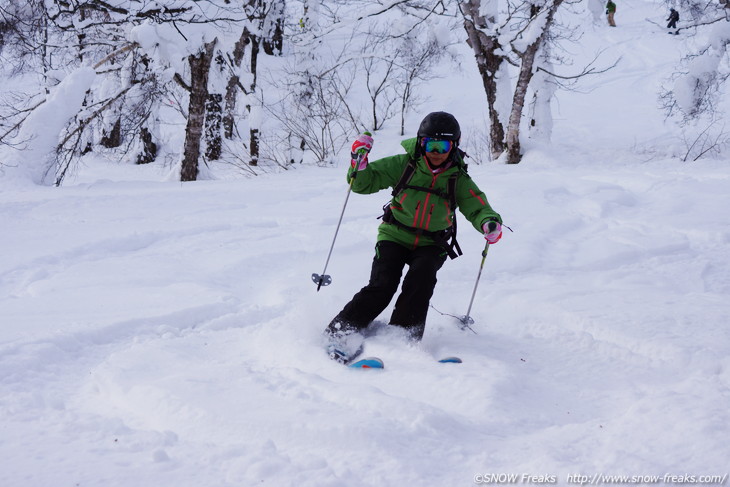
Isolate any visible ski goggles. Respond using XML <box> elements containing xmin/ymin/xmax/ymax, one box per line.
<box><xmin>420</xmin><ymin>137</ymin><xmax>454</xmax><ymax>154</ymax></box>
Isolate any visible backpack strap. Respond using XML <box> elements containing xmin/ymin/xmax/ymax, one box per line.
<box><xmin>391</xmin><ymin>157</ymin><xmax>417</xmax><ymax>198</ymax></box>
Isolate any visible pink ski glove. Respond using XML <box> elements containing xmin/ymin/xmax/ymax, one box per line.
<box><xmin>350</xmin><ymin>132</ymin><xmax>373</xmax><ymax>170</ymax></box>
<box><xmin>483</xmin><ymin>221</ymin><xmax>502</xmax><ymax>244</ymax></box>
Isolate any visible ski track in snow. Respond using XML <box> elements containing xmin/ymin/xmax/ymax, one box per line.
<box><xmin>2</xmin><ymin>159</ymin><xmax>729</xmax><ymax>486</ymax></box>
<box><xmin>2</xmin><ymin>3</ymin><xmax>730</xmax><ymax>486</ymax></box>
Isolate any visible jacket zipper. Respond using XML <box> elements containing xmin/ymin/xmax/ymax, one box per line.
<box><xmin>412</xmin><ymin>201</ymin><xmax>421</xmax><ymax>228</ymax></box>
<box><xmin>424</xmin><ymin>204</ymin><xmax>435</xmax><ymax>230</ymax></box>
<box><xmin>418</xmin><ymin>173</ymin><xmax>440</xmax><ymax>229</ymax></box>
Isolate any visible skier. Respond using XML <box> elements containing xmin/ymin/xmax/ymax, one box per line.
<box><xmin>606</xmin><ymin>0</ymin><xmax>617</xmax><ymax>26</ymax></box>
<box><xmin>666</xmin><ymin>8</ymin><xmax>679</xmax><ymax>30</ymax></box>
<box><xmin>324</xmin><ymin>112</ymin><xmax>503</xmax><ymax>363</ymax></box>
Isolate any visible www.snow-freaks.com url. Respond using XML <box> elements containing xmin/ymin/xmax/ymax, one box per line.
<box><xmin>564</xmin><ymin>473</ymin><xmax>728</xmax><ymax>485</ymax></box>
<box><xmin>473</xmin><ymin>473</ymin><xmax>728</xmax><ymax>485</ymax></box>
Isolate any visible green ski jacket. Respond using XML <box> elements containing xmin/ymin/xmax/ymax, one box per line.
<box><xmin>347</xmin><ymin>138</ymin><xmax>502</xmax><ymax>250</ymax></box>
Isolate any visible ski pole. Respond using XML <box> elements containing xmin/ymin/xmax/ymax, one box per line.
<box><xmin>311</xmin><ymin>179</ymin><xmax>354</xmax><ymax>291</ymax></box>
<box><xmin>460</xmin><ymin>240</ymin><xmax>490</xmax><ymax>330</ymax></box>
<box><xmin>312</xmin><ymin>133</ymin><xmax>371</xmax><ymax>291</ymax></box>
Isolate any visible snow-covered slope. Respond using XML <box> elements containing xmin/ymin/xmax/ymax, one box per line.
<box><xmin>1</xmin><ymin>1</ymin><xmax>729</xmax><ymax>486</ymax></box>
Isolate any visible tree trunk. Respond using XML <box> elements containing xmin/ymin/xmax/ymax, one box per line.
<box><xmin>247</xmin><ymin>30</ymin><xmax>260</xmax><ymax>167</ymax></box>
<box><xmin>77</xmin><ymin>8</ymin><xmax>87</xmax><ymax>63</ymax></box>
<box><xmin>262</xmin><ymin>0</ymin><xmax>285</xmax><ymax>56</ymax></box>
<box><xmin>224</xmin><ymin>32</ymin><xmax>248</xmax><ymax>139</ymax></box>
<box><xmin>136</xmin><ymin>127</ymin><xmax>157</xmax><ymax>164</ymax></box>
<box><xmin>205</xmin><ymin>93</ymin><xmax>223</xmax><ymax>160</ymax></box>
<box><xmin>250</xmin><ymin>127</ymin><xmax>260</xmax><ymax>166</ymax></box>
<box><xmin>400</xmin><ymin>81</ymin><xmax>411</xmax><ymax>136</ymax></box>
<box><xmin>505</xmin><ymin>42</ymin><xmax>540</xmax><ymax>164</ymax></box>
<box><xmin>181</xmin><ymin>39</ymin><xmax>217</xmax><ymax>182</ymax></box>
<box><xmin>0</xmin><ymin>21</ymin><xmax>6</xmax><ymax>49</ymax></box>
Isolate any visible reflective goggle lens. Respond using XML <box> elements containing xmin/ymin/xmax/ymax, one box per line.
<box><xmin>421</xmin><ymin>138</ymin><xmax>453</xmax><ymax>154</ymax></box>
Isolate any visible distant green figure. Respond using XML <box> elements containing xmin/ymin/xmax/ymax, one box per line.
<box><xmin>606</xmin><ymin>0</ymin><xmax>617</xmax><ymax>26</ymax></box>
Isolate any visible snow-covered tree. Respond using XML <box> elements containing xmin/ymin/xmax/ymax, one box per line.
<box><xmin>461</xmin><ymin>0</ymin><xmax>510</xmax><ymax>160</ymax></box>
<box><xmin>663</xmin><ymin>3</ymin><xmax>730</xmax><ymax>122</ymax></box>
<box><xmin>0</xmin><ymin>0</ymin><xmax>600</xmax><ymax>180</ymax></box>
<box><xmin>527</xmin><ymin>42</ymin><xmax>557</xmax><ymax>144</ymax></box>
<box><xmin>0</xmin><ymin>0</ymin><xmax>292</xmax><ymax>183</ymax></box>
<box><xmin>460</xmin><ymin>0</ymin><xmax>569</xmax><ymax>164</ymax></box>
<box><xmin>503</xmin><ymin>0</ymin><xmax>566</xmax><ymax>164</ymax></box>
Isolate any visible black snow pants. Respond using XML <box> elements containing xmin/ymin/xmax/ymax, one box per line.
<box><xmin>326</xmin><ymin>240</ymin><xmax>447</xmax><ymax>341</ymax></box>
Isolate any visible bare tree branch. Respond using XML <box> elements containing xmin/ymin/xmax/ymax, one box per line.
<box><xmin>537</xmin><ymin>54</ymin><xmax>620</xmax><ymax>80</ymax></box>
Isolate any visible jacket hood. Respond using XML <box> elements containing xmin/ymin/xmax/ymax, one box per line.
<box><xmin>401</xmin><ymin>137</ymin><xmax>419</xmax><ymax>158</ymax></box>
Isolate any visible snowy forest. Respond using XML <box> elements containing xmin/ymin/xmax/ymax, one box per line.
<box><xmin>1</xmin><ymin>0</ymin><xmax>729</xmax><ymax>186</ymax></box>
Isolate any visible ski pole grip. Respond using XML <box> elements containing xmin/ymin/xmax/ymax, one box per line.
<box><xmin>350</xmin><ymin>131</ymin><xmax>373</xmax><ymax>178</ymax></box>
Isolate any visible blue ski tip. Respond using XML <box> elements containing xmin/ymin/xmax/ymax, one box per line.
<box><xmin>349</xmin><ymin>357</ymin><xmax>384</xmax><ymax>369</ymax></box>
<box><xmin>438</xmin><ymin>357</ymin><xmax>463</xmax><ymax>364</ymax></box>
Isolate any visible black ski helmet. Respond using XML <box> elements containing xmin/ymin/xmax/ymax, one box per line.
<box><xmin>417</xmin><ymin>112</ymin><xmax>461</xmax><ymax>141</ymax></box>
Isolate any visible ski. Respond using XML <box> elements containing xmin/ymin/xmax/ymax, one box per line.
<box><xmin>349</xmin><ymin>357</ymin><xmax>385</xmax><ymax>369</ymax></box>
<box><xmin>332</xmin><ymin>353</ymin><xmax>457</xmax><ymax>368</ymax></box>
<box><xmin>327</xmin><ymin>341</ymin><xmax>456</xmax><ymax>368</ymax></box>
<box><xmin>327</xmin><ymin>343</ymin><xmax>383</xmax><ymax>368</ymax></box>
